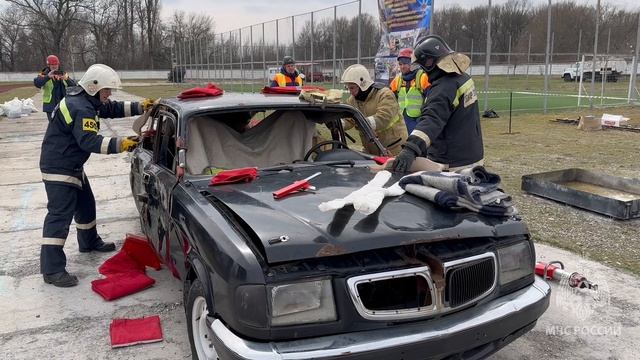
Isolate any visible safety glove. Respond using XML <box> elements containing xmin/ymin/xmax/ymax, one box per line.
<box><xmin>119</xmin><ymin>136</ymin><xmax>140</xmax><ymax>152</ymax></box>
<box><xmin>141</xmin><ymin>98</ymin><xmax>158</xmax><ymax>111</ymax></box>
<box><xmin>391</xmin><ymin>135</ymin><xmax>427</xmax><ymax>173</ymax></box>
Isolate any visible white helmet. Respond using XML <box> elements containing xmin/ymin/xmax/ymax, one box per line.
<box><xmin>341</xmin><ymin>64</ymin><xmax>373</xmax><ymax>91</ymax></box>
<box><xmin>79</xmin><ymin>64</ymin><xmax>122</xmax><ymax>96</ymax></box>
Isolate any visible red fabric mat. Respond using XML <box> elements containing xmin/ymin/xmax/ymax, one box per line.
<box><xmin>209</xmin><ymin>167</ymin><xmax>258</xmax><ymax>185</ymax></box>
<box><xmin>122</xmin><ymin>234</ymin><xmax>162</xmax><ymax>270</ymax></box>
<box><xmin>92</xmin><ymin>272</ymin><xmax>155</xmax><ymax>301</ymax></box>
<box><xmin>110</xmin><ymin>316</ymin><xmax>163</xmax><ymax>348</ymax></box>
<box><xmin>98</xmin><ymin>250</ymin><xmax>145</xmax><ymax>276</ymax></box>
<box><xmin>178</xmin><ymin>83</ymin><xmax>223</xmax><ymax>99</ymax></box>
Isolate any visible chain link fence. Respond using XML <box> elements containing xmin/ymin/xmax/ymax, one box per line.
<box><xmin>168</xmin><ymin>0</ymin><xmax>640</xmax><ymax>114</ymax></box>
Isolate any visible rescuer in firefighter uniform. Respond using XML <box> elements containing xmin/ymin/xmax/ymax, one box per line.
<box><xmin>392</xmin><ymin>35</ymin><xmax>484</xmax><ymax>173</ymax></box>
<box><xmin>341</xmin><ymin>64</ymin><xmax>408</xmax><ymax>156</ymax></box>
<box><xmin>39</xmin><ymin>63</ymin><xmax>153</xmax><ymax>287</ymax></box>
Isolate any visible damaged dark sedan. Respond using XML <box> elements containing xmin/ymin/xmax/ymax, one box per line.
<box><xmin>129</xmin><ymin>92</ymin><xmax>550</xmax><ymax>360</ymax></box>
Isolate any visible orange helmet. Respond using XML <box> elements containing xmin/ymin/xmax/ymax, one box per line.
<box><xmin>46</xmin><ymin>55</ymin><xmax>60</xmax><ymax>66</ymax></box>
<box><xmin>397</xmin><ymin>48</ymin><xmax>413</xmax><ymax>60</ymax></box>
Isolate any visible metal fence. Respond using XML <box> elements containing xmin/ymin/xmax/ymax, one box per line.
<box><xmin>169</xmin><ymin>0</ymin><xmax>640</xmax><ymax>113</ymax></box>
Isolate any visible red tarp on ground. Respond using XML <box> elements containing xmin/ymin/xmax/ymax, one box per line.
<box><xmin>110</xmin><ymin>315</ymin><xmax>163</xmax><ymax>348</ymax></box>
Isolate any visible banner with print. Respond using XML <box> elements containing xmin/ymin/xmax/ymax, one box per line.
<box><xmin>374</xmin><ymin>0</ymin><xmax>433</xmax><ymax>83</ymax></box>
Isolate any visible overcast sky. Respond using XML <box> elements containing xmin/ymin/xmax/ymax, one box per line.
<box><xmin>162</xmin><ymin>0</ymin><xmax>640</xmax><ymax>33</ymax></box>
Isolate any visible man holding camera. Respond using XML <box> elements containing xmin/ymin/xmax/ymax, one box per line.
<box><xmin>34</xmin><ymin>55</ymin><xmax>76</xmax><ymax>122</ymax></box>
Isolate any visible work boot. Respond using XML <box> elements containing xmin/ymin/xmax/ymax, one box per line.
<box><xmin>43</xmin><ymin>271</ymin><xmax>79</xmax><ymax>287</ymax></box>
<box><xmin>79</xmin><ymin>240</ymin><xmax>116</xmax><ymax>253</ymax></box>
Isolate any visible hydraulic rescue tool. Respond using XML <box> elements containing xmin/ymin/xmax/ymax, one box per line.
<box><xmin>273</xmin><ymin>172</ymin><xmax>321</xmax><ymax>199</ymax></box>
<box><xmin>535</xmin><ymin>261</ymin><xmax>598</xmax><ymax>291</ymax></box>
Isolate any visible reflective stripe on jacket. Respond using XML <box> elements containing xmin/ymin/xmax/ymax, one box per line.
<box><xmin>39</xmin><ymin>88</ymin><xmax>142</xmax><ymax>185</ymax></box>
<box><xmin>412</xmin><ymin>69</ymin><xmax>483</xmax><ymax>168</ymax></box>
<box><xmin>345</xmin><ymin>85</ymin><xmax>408</xmax><ymax>156</ymax></box>
<box><xmin>271</xmin><ymin>72</ymin><xmax>303</xmax><ymax>87</ymax></box>
<box><xmin>390</xmin><ymin>69</ymin><xmax>430</xmax><ymax>118</ymax></box>
<box><xmin>34</xmin><ymin>69</ymin><xmax>75</xmax><ymax>113</ymax></box>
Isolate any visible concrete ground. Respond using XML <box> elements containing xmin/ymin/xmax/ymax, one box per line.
<box><xmin>0</xmin><ymin>91</ymin><xmax>638</xmax><ymax>359</ymax></box>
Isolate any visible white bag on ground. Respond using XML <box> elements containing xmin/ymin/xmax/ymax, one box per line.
<box><xmin>22</xmin><ymin>98</ymin><xmax>38</xmax><ymax>114</ymax></box>
<box><xmin>3</xmin><ymin>97</ymin><xmax>24</xmax><ymax>118</ymax></box>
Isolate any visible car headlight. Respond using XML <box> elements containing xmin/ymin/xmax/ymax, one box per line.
<box><xmin>268</xmin><ymin>279</ymin><xmax>337</xmax><ymax>326</ymax></box>
<box><xmin>497</xmin><ymin>241</ymin><xmax>534</xmax><ymax>285</ymax></box>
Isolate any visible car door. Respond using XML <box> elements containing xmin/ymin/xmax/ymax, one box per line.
<box><xmin>142</xmin><ymin>110</ymin><xmax>178</xmax><ymax>260</ymax></box>
<box><xmin>130</xmin><ymin>110</ymin><xmax>158</xmax><ymax>236</ymax></box>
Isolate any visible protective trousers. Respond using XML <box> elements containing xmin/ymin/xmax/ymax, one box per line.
<box><xmin>40</xmin><ymin>175</ymin><xmax>101</xmax><ymax>275</ymax></box>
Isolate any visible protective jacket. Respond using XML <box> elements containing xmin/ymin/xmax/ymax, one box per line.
<box><xmin>34</xmin><ymin>67</ymin><xmax>76</xmax><ymax>113</ymax></box>
<box><xmin>270</xmin><ymin>67</ymin><xmax>303</xmax><ymax>87</ymax></box>
<box><xmin>390</xmin><ymin>69</ymin><xmax>430</xmax><ymax>118</ymax></box>
<box><xmin>345</xmin><ymin>84</ymin><xmax>407</xmax><ymax>156</ymax></box>
<box><xmin>39</xmin><ymin>87</ymin><xmax>142</xmax><ymax>187</ymax></box>
<box><xmin>411</xmin><ymin>67</ymin><xmax>483</xmax><ymax>168</ymax></box>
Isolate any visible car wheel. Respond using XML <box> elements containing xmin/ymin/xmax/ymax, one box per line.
<box><xmin>563</xmin><ymin>74</ymin><xmax>573</xmax><ymax>82</ymax></box>
<box><xmin>187</xmin><ymin>278</ymin><xmax>219</xmax><ymax>360</ymax></box>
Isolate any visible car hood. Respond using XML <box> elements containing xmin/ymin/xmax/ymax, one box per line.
<box><xmin>199</xmin><ymin>166</ymin><xmax>527</xmax><ymax>264</ymax></box>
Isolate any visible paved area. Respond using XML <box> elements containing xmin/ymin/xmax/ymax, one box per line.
<box><xmin>0</xmin><ymin>91</ymin><xmax>638</xmax><ymax>359</ymax></box>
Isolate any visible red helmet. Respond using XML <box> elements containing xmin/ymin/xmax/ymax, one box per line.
<box><xmin>397</xmin><ymin>48</ymin><xmax>413</xmax><ymax>60</ymax></box>
<box><xmin>46</xmin><ymin>55</ymin><xmax>60</xmax><ymax>66</ymax></box>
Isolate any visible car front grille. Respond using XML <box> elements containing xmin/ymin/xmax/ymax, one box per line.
<box><xmin>347</xmin><ymin>267</ymin><xmax>437</xmax><ymax>320</ymax></box>
<box><xmin>445</xmin><ymin>254</ymin><xmax>497</xmax><ymax>308</ymax></box>
<box><xmin>347</xmin><ymin>252</ymin><xmax>497</xmax><ymax>321</ymax></box>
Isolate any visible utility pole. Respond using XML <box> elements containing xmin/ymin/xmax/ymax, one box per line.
<box><xmin>589</xmin><ymin>0</ymin><xmax>601</xmax><ymax>110</ymax></box>
<box><xmin>357</xmin><ymin>0</ymin><xmax>362</xmax><ymax>64</ymax></box>
<box><xmin>483</xmin><ymin>0</ymin><xmax>492</xmax><ymax>112</ymax></box>
<box><xmin>630</xmin><ymin>12</ymin><xmax>640</xmax><ymax>103</ymax></box>
<box><xmin>543</xmin><ymin>0</ymin><xmax>552</xmax><ymax>113</ymax></box>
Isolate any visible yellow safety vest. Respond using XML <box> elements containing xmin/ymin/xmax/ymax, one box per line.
<box><xmin>393</xmin><ymin>70</ymin><xmax>428</xmax><ymax>118</ymax></box>
<box><xmin>43</xmin><ymin>78</ymin><xmax>69</xmax><ymax>104</ymax></box>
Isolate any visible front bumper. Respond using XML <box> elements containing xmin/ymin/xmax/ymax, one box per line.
<box><xmin>212</xmin><ymin>277</ymin><xmax>551</xmax><ymax>360</ymax></box>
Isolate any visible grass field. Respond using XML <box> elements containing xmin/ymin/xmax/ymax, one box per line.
<box><xmin>0</xmin><ymin>82</ymin><xmax>37</xmax><ymax>103</ymax></box>
<box><xmin>124</xmin><ymin>74</ymin><xmax>638</xmax><ymax>114</ymax></box>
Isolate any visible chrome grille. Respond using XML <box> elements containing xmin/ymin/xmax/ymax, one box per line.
<box><xmin>445</xmin><ymin>253</ymin><xmax>497</xmax><ymax>308</ymax></box>
<box><xmin>346</xmin><ymin>267</ymin><xmax>437</xmax><ymax>320</ymax></box>
<box><xmin>347</xmin><ymin>252</ymin><xmax>497</xmax><ymax>321</ymax></box>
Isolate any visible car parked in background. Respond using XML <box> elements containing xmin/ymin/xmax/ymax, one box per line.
<box><xmin>129</xmin><ymin>92</ymin><xmax>550</xmax><ymax>360</ymax></box>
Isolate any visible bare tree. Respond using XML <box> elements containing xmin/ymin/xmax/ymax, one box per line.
<box><xmin>0</xmin><ymin>5</ymin><xmax>27</xmax><ymax>71</ymax></box>
<box><xmin>81</xmin><ymin>0</ymin><xmax>122</xmax><ymax>65</ymax></box>
<box><xmin>6</xmin><ymin>0</ymin><xmax>85</xmax><ymax>56</ymax></box>
<box><xmin>138</xmin><ymin>0</ymin><xmax>161</xmax><ymax>69</ymax></box>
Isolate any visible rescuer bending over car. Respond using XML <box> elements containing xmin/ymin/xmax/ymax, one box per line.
<box><xmin>392</xmin><ymin>35</ymin><xmax>484</xmax><ymax>173</ymax></box>
<box><xmin>39</xmin><ymin>64</ymin><xmax>155</xmax><ymax>287</ymax></box>
<box><xmin>341</xmin><ymin>63</ymin><xmax>408</xmax><ymax>156</ymax></box>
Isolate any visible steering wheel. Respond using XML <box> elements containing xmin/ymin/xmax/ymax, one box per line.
<box><xmin>304</xmin><ymin>140</ymin><xmax>349</xmax><ymax>161</ymax></box>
